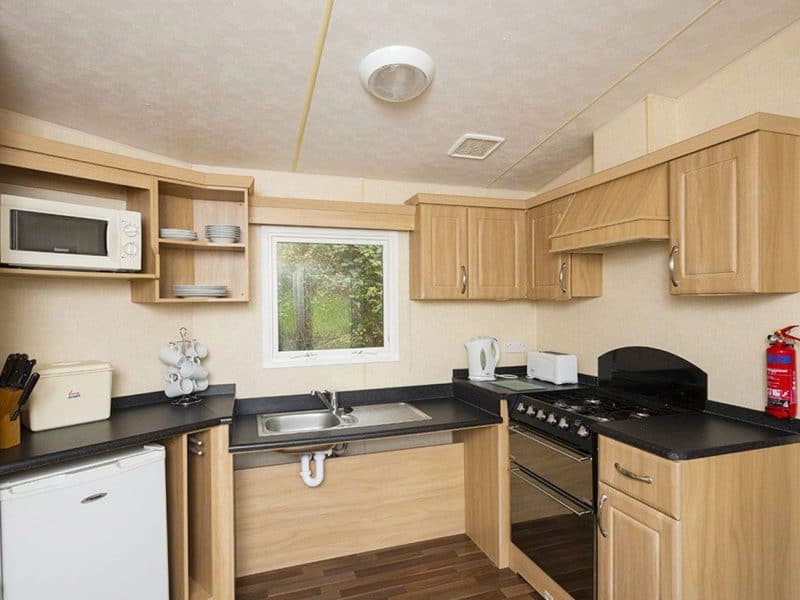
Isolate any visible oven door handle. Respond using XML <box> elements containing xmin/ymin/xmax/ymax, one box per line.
<box><xmin>509</xmin><ymin>423</ymin><xmax>590</xmax><ymax>463</ymax></box>
<box><xmin>510</xmin><ymin>467</ymin><xmax>592</xmax><ymax>517</ymax></box>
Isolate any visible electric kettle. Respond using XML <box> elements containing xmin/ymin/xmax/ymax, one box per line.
<box><xmin>464</xmin><ymin>336</ymin><xmax>500</xmax><ymax>381</ymax></box>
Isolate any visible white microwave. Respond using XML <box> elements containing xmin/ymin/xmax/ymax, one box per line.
<box><xmin>0</xmin><ymin>194</ymin><xmax>142</xmax><ymax>272</ymax></box>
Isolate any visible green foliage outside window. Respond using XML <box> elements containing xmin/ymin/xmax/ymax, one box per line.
<box><xmin>276</xmin><ymin>241</ymin><xmax>385</xmax><ymax>351</ymax></box>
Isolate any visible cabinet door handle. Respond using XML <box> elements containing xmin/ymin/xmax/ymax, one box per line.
<box><xmin>460</xmin><ymin>266</ymin><xmax>468</xmax><ymax>295</ymax></box>
<box><xmin>668</xmin><ymin>245</ymin><xmax>679</xmax><ymax>288</ymax></box>
<box><xmin>597</xmin><ymin>493</ymin><xmax>608</xmax><ymax>538</ymax></box>
<box><xmin>189</xmin><ymin>446</ymin><xmax>204</xmax><ymax>457</ymax></box>
<box><xmin>614</xmin><ymin>462</ymin><xmax>653</xmax><ymax>484</ymax></box>
<box><xmin>558</xmin><ymin>262</ymin><xmax>567</xmax><ymax>294</ymax></box>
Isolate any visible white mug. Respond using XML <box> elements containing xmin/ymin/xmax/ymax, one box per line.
<box><xmin>186</xmin><ymin>341</ymin><xmax>208</xmax><ymax>359</ymax></box>
<box><xmin>165</xmin><ymin>377</ymin><xmax>194</xmax><ymax>398</ymax></box>
<box><xmin>159</xmin><ymin>344</ymin><xmax>185</xmax><ymax>367</ymax></box>
<box><xmin>193</xmin><ymin>378</ymin><xmax>209</xmax><ymax>392</ymax></box>
<box><xmin>180</xmin><ymin>362</ymin><xmax>208</xmax><ymax>380</ymax></box>
<box><xmin>164</xmin><ymin>367</ymin><xmax>180</xmax><ymax>383</ymax></box>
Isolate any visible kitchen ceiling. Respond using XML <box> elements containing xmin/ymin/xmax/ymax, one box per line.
<box><xmin>0</xmin><ymin>1</ymin><xmax>798</xmax><ymax>191</ymax></box>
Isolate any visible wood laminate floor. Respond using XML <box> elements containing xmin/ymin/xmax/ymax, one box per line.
<box><xmin>236</xmin><ymin>534</ymin><xmax>544</xmax><ymax>600</ymax></box>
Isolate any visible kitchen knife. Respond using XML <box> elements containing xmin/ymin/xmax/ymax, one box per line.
<box><xmin>12</xmin><ymin>358</ymin><xmax>35</xmax><ymax>390</ymax></box>
<box><xmin>0</xmin><ymin>354</ymin><xmax>17</xmax><ymax>388</ymax></box>
<box><xmin>10</xmin><ymin>372</ymin><xmax>39</xmax><ymax>421</ymax></box>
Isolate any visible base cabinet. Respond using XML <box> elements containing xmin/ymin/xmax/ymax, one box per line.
<box><xmin>597</xmin><ymin>483</ymin><xmax>679</xmax><ymax>600</ymax></box>
<box><xmin>598</xmin><ymin>436</ymin><xmax>800</xmax><ymax>600</ymax></box>
<box><xmin>163</xmin><ymin>425</ymin><xmax>235</xmax><ymax>600</ymax></box>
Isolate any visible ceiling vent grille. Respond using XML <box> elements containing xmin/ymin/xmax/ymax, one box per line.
<box><xmin>447</xmin><ymin>134</ymin><xmax>505</xmax><ymax>160</ymax></box>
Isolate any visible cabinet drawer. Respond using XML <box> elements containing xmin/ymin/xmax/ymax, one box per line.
<box><xmin>598</xmin><ymin>437</ymin><xmax>680</xmax><ymax>519</ymax></box>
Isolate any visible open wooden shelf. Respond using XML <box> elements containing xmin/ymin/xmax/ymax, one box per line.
<box><xmin>154</xmin><ymin>296</ymin><xmax>247</xmax><ymax>304</ymax></box>
<box><xmin>132</xmin><ymin>179</ymin><xmax>250</xmax><ymax>303</ymax></box>
<box><xmin>0</xmin><ymin>267</ymin><xmax>157</xmax><ymax>280</ymax></box>
<box><xmin>158</xmin><ymin>238</ymin><xmax>245</xmax><ymax>251</ymax></box>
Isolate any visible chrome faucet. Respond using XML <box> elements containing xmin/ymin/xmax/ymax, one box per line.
<box><xmin>312</xmin><ymin>389</ymin><xmax>339</xmax><ymax>415</ymax></box>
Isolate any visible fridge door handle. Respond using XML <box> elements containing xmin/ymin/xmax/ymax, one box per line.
<box><xmin>81</xmin><ymin>492</ymin><xmax>108</xmax><ymax>504</ymax></box>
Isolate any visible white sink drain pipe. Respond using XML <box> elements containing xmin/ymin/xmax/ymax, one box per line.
<box><xmin>300</xmin><ymin>449</ymin><xmax>332</xmax><ymax>487</ymax></box>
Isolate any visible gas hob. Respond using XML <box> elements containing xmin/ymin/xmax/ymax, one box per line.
<box><xmin>511</xmin><ymin>388</ymin><xmax>679</xmax><ymax>452</ymax></box>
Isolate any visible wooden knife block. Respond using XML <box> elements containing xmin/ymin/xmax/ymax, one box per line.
<box><xmin>0</xmin><ymin>389</ymin><xmax>21</xmax><ymax>449</ymax></box>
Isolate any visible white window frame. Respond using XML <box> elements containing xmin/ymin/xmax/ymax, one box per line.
<box><xmin>262</xmin><ymin>226</ymin><xmax>399</xmax><ymax>368</ymax></box>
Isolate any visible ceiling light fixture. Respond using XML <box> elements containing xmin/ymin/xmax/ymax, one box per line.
<box><xmin>359</xmin><ymin>46</ymin><xmax>435</xmax><ymax>103</ymax></box>
<box><xmin>448</xmin><ymin>134</ymin><xmax>505</xmax><ymax>160</ymax></box>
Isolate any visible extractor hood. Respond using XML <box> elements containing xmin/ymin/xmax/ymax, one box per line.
<box><xmin>548</xmin><ymin>164</ymin><xmax>669</xmax><ymax>253</ymax></box>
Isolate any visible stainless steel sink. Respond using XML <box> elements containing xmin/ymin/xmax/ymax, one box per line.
<box><xmin>258</xmin><ymin>410</ymin><xmax>341</xmax><ymax>435</ymax></box>
<box><xmin>256</xmin><ymin>402</ymin><xmax>431</xmax><ymax>437</ymax></box>
<box><xmin>346</xmin><ymin>402</ymin><xmax>431</xmax><ymax>427</ymax></box>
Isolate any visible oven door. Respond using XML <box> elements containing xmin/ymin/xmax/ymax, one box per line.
<box><xmin>510</xmin><ymin>462</ymin><xmax>595</xmax><ymax>600</ymax></box>
<box><xmin>1</xmin><ymin>195</ymin><xmax>120</xmax><ymax>271</ymax></box>
<box><xmin>509</xmin><ymin>422</ymin><xmax>593</xmax><ymax>506</ymax></box>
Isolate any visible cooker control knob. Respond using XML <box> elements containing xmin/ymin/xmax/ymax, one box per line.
<box><xmin>526</xmin><ymin>406</ymin><xmax>536</xmax><ymax>416</ymax></box>
<box><xmin>516</xmin><ymin>403</ymin><xmax>527</xmax><ymax>413</ymax></box>
<box><xmin>124</xmin><ymin>224</ymin><xmax>139</xmax><ymax>238</ymax></box>
<box><xmin>546</xmin><ymin>413</ymin><xmax>557</xmax><ymax>425</ymax></box>
<box><xmin>558</xmin><ymin>417</ymin><xmax>570</xmax><ymax>430</ymax></box>
<box><xmin>536</xmin><ymin>409</ymin><xmax>547</xmax><ymax>421</ymax></box>
<box><xmin>123</xmin><ymin>243</ymin><xmax>138</xmax><ymax>256</ymax></box>
<box><xmin>577</xmin><ymin>425</ymin><xmax>590</xmax><ymax>438</ymax></box>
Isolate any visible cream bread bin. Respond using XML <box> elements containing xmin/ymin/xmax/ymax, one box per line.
<box><xmin>21</xmin><ymin>361</ymin><xmax>113</xmax><ymax>431</ymax></box>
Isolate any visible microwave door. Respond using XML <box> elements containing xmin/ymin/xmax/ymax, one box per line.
<box><xmin>7</xmin><ymin>209</ymin><xmax>114</xmax><ymax>270</ymax></box>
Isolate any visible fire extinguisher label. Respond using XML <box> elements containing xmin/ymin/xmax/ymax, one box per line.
<box><xmin>768</xmin><ymin>355</ymin><xmax>793</xmax><ymax>364</ymax></box>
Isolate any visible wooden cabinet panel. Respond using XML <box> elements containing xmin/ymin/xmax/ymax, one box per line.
<box><xmin>669</xmin><ymin>132</ymin><xmax>800</xmax><ymax>294</ymax></box>
<box><xmin>234</xmin><ymin>444</ymin><xmax>466</xmax><ymax>575</ymax></box>
<box><xmin>410</xmin><ymin>203</ymin><xmax>526</xmax><ymax>300</ymax></box>
<box><xmin>598</xmin><ymin>437</ymin><xmax>681</xmax><ymax>519</ymax></box>
<box><xmin>527</xmin><ymin>199</ymin><xmax>602</xmax><ymax>301</ymax></box>
<box><xmin>669</xmin><ymin>134</ymin><xmax>757</xmax><ymax>293</ymax></box>
<box><xmin>597</xmin><ymin>483</ymin><xmax>680</xmax><ymax>600</ymax></box>
<box><xmin>410</xmin><ymin>204</ymin><xmax>468</xmax><ymax>299</ymax></box>
<box><xmin>528</xmin><ymin>204</ymin><xmax>567</xmax><ymax>300</ymax></box>
<box><xmin>468</xmin><ymin>207</ymin><xmax>526</xmax><ymax>299</ymax></box>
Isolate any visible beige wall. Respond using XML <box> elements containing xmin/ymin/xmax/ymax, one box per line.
<box><xmin>537</xmin><ymin>19</ymin><xmax>800</xmax><ymax>411</ymax></box>
<box><xmin>0</xmin><ymin>111</ymin><xmax>536</xmax><ymax>398</ymax></box>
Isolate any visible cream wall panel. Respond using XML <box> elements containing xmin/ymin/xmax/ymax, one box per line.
<box><xmin>536</xmin><ymin>156</ymin><xmax>594</xmax><ymax>194</ymax></box>
<box><xmin>0</xmin><ymin>277</ymin><xmax>191</xmax><ymax>395</ymax></box>
<box><xmin>536</xmin><ymin>243</ymin><xmax>798</xmax><ymax>411</ymax></box>
<box><xmin>646</xmin><ymin>94</ymin><xmax>678</xmax><ymax>151</ymax></box>
<box><xmin>593</xmin><ymin>99</ymin><xmax>649</xmax><ymax>172</ymax></box>
<box><xmin>677</xmin><ymin>19</ymin><xmax>800</xmax><ymax>137</ymax></box>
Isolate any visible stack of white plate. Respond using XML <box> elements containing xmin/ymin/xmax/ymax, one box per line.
<box><xmin>172</xmin><ymin>284</ymin><xmax>229</xmax><ymax>298</ymax></box>
<box><xmin>160</xmin><ymin>228</ymin><xmax>198</xmax><ymax>241</ymax></box>
<box><xmin>205</xmin><ymin>225</ymin><xmax>241</xmax><ymax>244</ymax></box>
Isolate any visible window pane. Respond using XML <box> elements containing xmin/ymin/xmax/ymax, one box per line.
<box><xmin>276</xmin><ymin>241</ymin><xmax>384</xmax><ymax>351</ymax></box>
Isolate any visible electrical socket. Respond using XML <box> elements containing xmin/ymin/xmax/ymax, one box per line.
<box><xmin>504</xmin><ymin>341</ymin><xmax>527</xmax><ymax>353</ymax></box>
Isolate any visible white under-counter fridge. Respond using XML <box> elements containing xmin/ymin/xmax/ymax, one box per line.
<box><xmin>0</xmin><ymin>444</ymin><xmax>169</xmax><ymax>599</ymax></box>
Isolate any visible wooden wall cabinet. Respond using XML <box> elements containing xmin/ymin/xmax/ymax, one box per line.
<box><xmin>132</xmin><ymin>180</ymin><xmax>250</xmax><ymax>303</ymax></box>
<box><xmin>669</xmin><ymin>131</ymin><xmax>800</xmax><ymax>294</ymax></box>
<box><xmin>162</xmin><ymin>425</ymin><xmax>235</xmax><ymax>600</ymax></box>
<box><xmin>410</xmin><ymin>203</ymin><xmax>526</xmax><ymax>300</ymax></box>
<box><xmin>527</xmin><ymin>199</ymin><xmax>602</xmax><ymax>300</ymax></box>
<box><xmin>597</xmin><ymin>436</ymin><xmax>800</xmax><ymax>599</ymax></box>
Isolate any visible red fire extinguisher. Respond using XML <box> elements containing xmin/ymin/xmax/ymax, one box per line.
<box><xmin>766</xmin><ymin>325</ymin><xmax>800</xmax><ymax>419</ymax></box>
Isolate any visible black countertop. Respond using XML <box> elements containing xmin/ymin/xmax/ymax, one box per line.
<box><xmin>0</xmin><ymin>392</ymin><xmax>235</xmax><ymax>477</ymax></box>
<box><xmin>229</xmin><ymin>396</ymin><xmax>502</xmax><ymax>452</ymax></box>
<box><xmin>592</xmin><ymin>412</ymin><xmax>800</xmax><ymax>460</ymax></box>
